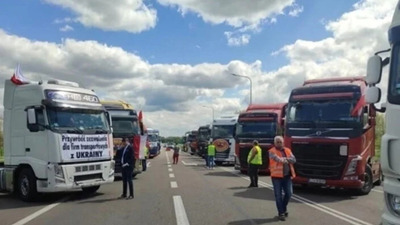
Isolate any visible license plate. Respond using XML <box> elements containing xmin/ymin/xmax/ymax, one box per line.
<box><xmin>308</xmin><ymin>178</ymin><xmax>326</xmax><ymax>184</ymax></box>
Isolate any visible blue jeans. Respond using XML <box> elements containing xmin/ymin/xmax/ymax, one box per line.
<box><xmin>272</xmin><ymin>176</ymin><xmax>293</xmax><ymax>215</ymax></box>
<box><xmin>208</xmin><ymin>156</ymin><xmax>215</xmax><ymax>168</ymax></box>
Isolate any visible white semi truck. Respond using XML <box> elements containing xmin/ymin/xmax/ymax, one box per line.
<box><xmin>0</xmin><ymin>78</ymin><xmax>114</xmax><ymax>201</ymax></box>
<box><xmin>211</xmin><ymin>115</ymin><xmax>237</xmax><ymax>165</ymax></box>
<box><xmin>366</xmin><ymin>1</ymin><xmax>400</xmax><ymax>223</ymax></box>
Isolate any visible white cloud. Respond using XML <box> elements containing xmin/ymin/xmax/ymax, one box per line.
<box><xmin>288</xmin><ymin>4</ymin><xmax>303</xmax><ymax>17</ymax></box>
<box><xmin>224</xmin><ymin>32</ymin><xmax>251</xmax><ymax>47</ymax></box>
<box><xmin>45</xmin><ymin>0</ymin><xmax>157</xmax><ymax>33</ymax></box>
<box><xmin>157</xmin><ymin>0</ymin><xmax>294</xmax><ymax>28</ymax></box>
<box><xmin>60</xmin><ymin>25</ymin><xmax>74</xmax><ymax>32</ymax></box>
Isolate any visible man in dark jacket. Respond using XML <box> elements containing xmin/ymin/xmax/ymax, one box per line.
<box><xmin>120</xmin><ymin>137</ymin><xmax>134</xmax><ymax>199</ymax></box>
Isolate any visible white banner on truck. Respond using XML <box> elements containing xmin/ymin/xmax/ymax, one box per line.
<box><xmin>139</xmin><ymin>135</ymin><xmax>147</xmax><ymax>159</ymax></box>
<box><xmin>60</xmin><ymin>134</ymin><xmax>111</xmax><ymax>162</ymax></box>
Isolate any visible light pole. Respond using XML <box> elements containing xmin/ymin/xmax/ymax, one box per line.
<box><xmin>230</xmin><ymin>73</ymin><xmax>252</xmax><ymax>105</ymax></box>
<box><xmin>202</xmin><ymin>105</ymin><xmax>214</xmax><ymax>122</ymax></box>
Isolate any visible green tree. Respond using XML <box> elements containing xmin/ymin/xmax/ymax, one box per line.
<box><xmin>375</xmin><ymin>113</ymin><xmax>385</xmax><ymax>159</ymax></box>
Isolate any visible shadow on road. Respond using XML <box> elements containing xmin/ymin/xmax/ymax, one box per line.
<box><xmin>0</xmin><ymin>192</ymin><xmax>69</xmax><ymax>210</ymax></box>
<box><xmin>233</xmin><ymin>187</ymin><xmax>276</xmax><ymax>201</ymax></box>
<box><xmin>227</xmin><ymin>217</ymin><xmax>279</xmax><ymax>224</ymax></box>
<box><xmin>204</xmin><ymin>171</ymin><xmax>239</xmax><ymax>177</ymax></box>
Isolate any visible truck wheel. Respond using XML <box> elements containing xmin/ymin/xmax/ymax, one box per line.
<box><xmin>355</xmin><ymin>165</ymin><xmax>373</xmax><ymax>195</ymax></box>
<box><xmin>240</xmin><ymin>169</ymin><xmax>247</xmax><ymax>174</ymax></box>
<box><xmin>18</xmin><ymin>168</ymin><xmax>38</xmax><ymax>202</ymax></box>
<box><xmin>82</xmin><ymin>185</ymin><xmax>100</xmax><ymax>194</ymax></box>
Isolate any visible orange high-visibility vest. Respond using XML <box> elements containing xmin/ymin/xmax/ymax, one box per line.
<box><xmin>269</xmin><ymin>147</ymin><xmax>296</xmax><ymax>178</ymax></box>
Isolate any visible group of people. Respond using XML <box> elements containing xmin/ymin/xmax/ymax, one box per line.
<box><xmin>247</xmin><ymin>136</ymin><xmax>296</xmax><ymax>221</ymax></box>
<box><xmin>117</xmin><ymin>135</ymin><xmax>296</xmax><ymax>221</ymax></box>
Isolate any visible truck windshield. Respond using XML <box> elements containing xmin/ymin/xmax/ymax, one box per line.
<box><xmin>212</xmin><ymin>125</ymin><xmax>235</xmax><ymax>138</ymax></box>
<box><xmin>148</xmin><ymin>135</ymin><xmax>158</xmax><ymax>142</ymax></box>
<box><xmin>47</xmin><ymin>107</ymin><xmax>109</xmax><ymax>133</ymax></box>
<box><xmin>198</xmin><ymin>129</ymin><xmax>210</xmax><ymax>140</ymax></box>
<box><xmin>112</xmin><ymin>118</ymin><xmax>139</xmax><ymax>135</ymax></box>
<box><xmin>388</xmin><ymin>43</ymin><xmax>400</xmax><ymax>104</ymax></box>
<box><xmin>236</xmin><ymin>121</ymin><xmax>277</xmax><ymax>137</ymax></box>
<box><xmin>287</xmin><ymin>100</ymin><xmax>360</xmax><ymax>126</ymax></box>
<box><xmin>188</xmin><ymin>134</ymin><xmax>196</xmax><ymax>141</ymax></box>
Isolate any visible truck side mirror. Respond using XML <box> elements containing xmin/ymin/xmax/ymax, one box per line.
<box><xmin>366</xmin><ymin>86</ymin><xmax>381</xmax><ymax>103</ymax></box>
<box><xmin>105</xmin><ymin>111</ymin><xmax>113</xmax><ymax>133</ymax></box>
<box><xmin>27</xmin><ymin>108</ymin><xmax>39</xmax><ymax>132</ymax></box>
<box><xmin>366</xmin><ymin>55</ymin><xmax>383</xmax><ymax>85</ymax></box>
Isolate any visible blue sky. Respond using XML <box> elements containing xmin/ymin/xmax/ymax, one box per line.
<box><xmin>0</xmin><ymin>0</ymin><xmax>395</xmax><ymax>135</ymax></box>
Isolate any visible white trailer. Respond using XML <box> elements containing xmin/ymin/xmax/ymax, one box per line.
<box><xmin>365</xmin><ymin>1</ymin><xmax>400</xmax><ymax>223</ymax></box>
<box><xmin>0</xmin><ymin>78</ymin><xmax>114</xmax><ymax>201</ymax></box>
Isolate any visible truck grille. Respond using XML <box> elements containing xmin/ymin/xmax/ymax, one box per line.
<box><xmin>291</xmin><ymin>143</ymin><xmax>347</xmax><ymax>179</ymax></box>
<box><xmin>74</xmin><ymin>173</ymin><xmax>103</xmax><ymax>182</ymax></box>
<box><xmin>75</xmin><ymin>164</ymin><xmax>101</xmax><ymax>173</ymax></box>
<box><xmin>239</xmin><ymin>146</ymin><xmax>269</xmax><ymax>170</ymax></box>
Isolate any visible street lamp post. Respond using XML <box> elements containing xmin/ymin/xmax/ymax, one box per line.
<box><xmin>202</xmin><ymin>105</ymin><xmax>214</xmax><ymax>122</ymax></box>
<box><xmin>230</xmin><ymin>73</ymin><xmax>253</xmax><ymax>105</ymax></box>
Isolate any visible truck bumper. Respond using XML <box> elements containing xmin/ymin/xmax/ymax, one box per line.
<box><xmin>36</xmin><ymin>161</ymin><xmax>115</xmax><ymax>192</ymax></box>
<box><xmin>293</xmin><ymin>176</ymin><xmax>363</xmax><ymax>189</ymax></box>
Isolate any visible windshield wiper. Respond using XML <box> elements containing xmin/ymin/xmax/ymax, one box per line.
<box><xmin>66</xmin><ymin>127</ymin><xmax>84</xmax><ymax>134</ymax></box>
<box><xmin>87</xmin><ymin>126</ymin><xmax>108</xmax><ymax>134</ymax></box>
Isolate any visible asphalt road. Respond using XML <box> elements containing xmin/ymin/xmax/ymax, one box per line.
<box><xmin>0</xmin><ymin>149</ymin><xmax>385</xmax><ymax>225</ymax></box>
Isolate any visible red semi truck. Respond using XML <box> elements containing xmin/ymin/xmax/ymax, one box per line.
<box><xmin>234</xmin><ymin>104</ymin><xmax>286</xmax><ymax>174</ymax></box>
<box><xmin>285</xmin><ymin>77</ymin><xmax>381</xmax><ymax>195</ymax></box>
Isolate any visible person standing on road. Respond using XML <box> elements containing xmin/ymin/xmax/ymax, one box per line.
<box><xmin>207</xmin><ymin>142</ymin><xmax>216</xmax><ymax>169</ymax></box>
<box><xmin>269</xmin><ymin>136</ymin><xmax>296</xmax><ymax>221</ymax></box>
<box><xmin>173</xmin><ymin>145</ymin><xmax>180</xmax><ymax>164</ymax></box>
<box><xmin>142</xmin><ymin>145</ymin><xmax>149</xmax><ymax>171</ymax></box>
<box><xmin>247</xmin><ymin>140</ymin><xmax>262</xmax><ymax>188</ymax></box>
<box><xmin>120</xmin><ymin>137</ymin><xmax>134</xmax><ymax>200</ymax></box>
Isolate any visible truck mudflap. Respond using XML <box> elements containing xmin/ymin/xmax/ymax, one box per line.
<box><xmin>0</xmin><ymin>167</ymin><xmax>15</xmax><ymax>192</ymax></box>
<box><xmin>293</xmin><ymin>176</ymin><xmax>363</xmax><ymax>189</ymax></box>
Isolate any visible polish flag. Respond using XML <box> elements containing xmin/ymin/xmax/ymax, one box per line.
<box><xmin>10</xmin><ymin>65</ymin><xmax>30</xmax><ymax>85</ymax></box>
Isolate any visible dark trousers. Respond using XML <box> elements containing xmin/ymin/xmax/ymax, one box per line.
<box><xmin>173</xmin><ymin>154</ymin><xmax>179</xmax><ymax>164</ymax></box>
<box><xmin>122</xmin><ymin>166</ymin><xmax>134</xmax><ymax>197</ymax></box>
<box><xmin>142</xmin><ymin>159</ymin><xmax>147</xmax><ymax>171</ymax></box>
<box><xmin>272</xmin><ymin>176</ymin><xmax>293</xmax><ymax>215</ymax></box>
<box><xmin>248</xmin><ymin>164</ymin><xmax>259</xmax><ymax>186</ymax></box>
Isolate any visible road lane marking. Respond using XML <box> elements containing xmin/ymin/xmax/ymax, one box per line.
<box><xmin>372</xmin><ymin>189</ymin><xmax>383</xmax><ymax>193</ymax></box>
<box><xmin>169</xmin><ymin>168</ymin><xmax>173</xmax><ymax>172</ymax></box>
<box><xmin>219</xmin><ymin>167</ymin><xmax>373</xmax><ymax>225</ymax></box>
<box><xmin>12</xmin><ymin>196</ymin><xmax>69</xmax><ymax>225</ymax></box>
<box><xmin>173</xmin><ymin>195</ymin><xmax>190</xmax><ymax>225</ymax></box>
<box><xmin>171</xmin><ymin>181</ymin><xmax>178</xmax><ymax>188</ymax></box>
<box><xmin>168</xmin><ymin>165</ymin><xmax>172</xmax><ymax>168</ymax></box>
<box><xmin>147</xmin><ymin>162</ymin><xmax>151</xmax><ymax>168</ymax></box>
<box><xmin>181</xmin><ymin>161</ymin><xmax>198</xmax><ymax>166</ymax></box>
<box><xmin>169</xmin><ymin>173</ymin><xmax>175</xmax><ymax>178</ymax></box>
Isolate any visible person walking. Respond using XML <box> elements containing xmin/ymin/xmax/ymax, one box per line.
<box><xmin>173</xmin><ymin>145</ymin><xmax>180</xmax><ymax>164</ymax></box>
<box><xmin>120</xmin><ymin>137</ymin><xmax>134</xmax><ymax>199</ymax></box>
<box><xmin>269</xmin><ymin>136</ymin><xmax>296</xmax><ymax>221</ymax></box>
<box><xmin>247</xmin><ymin>140</ymin><xmax>262</xmax><ymax>188</ymax></box>
<box><xmin>207</xmin><ymin>142</ymin><xmax>216</xmax><ymax>169</ymax></box>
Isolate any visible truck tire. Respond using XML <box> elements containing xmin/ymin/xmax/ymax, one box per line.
<box><xmin>355</xmin><ymin>165</ymin><xmax>373</xmax><ymax>195</ymax></box>
<box><xmin>82</xmin><ymin>185</ymin><xmax>100</xmax><ymax>194</ymax></box>
<box><xmin>18</xmin><ymin>168</ymin><xmax>38</xmax><ymax>202</ymax></box>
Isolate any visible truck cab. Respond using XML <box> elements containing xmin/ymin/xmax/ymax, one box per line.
<box><xmin>147</xmin><ymin>128</ymin><xmax>161</xmax><ymax>158</ymax></box>
<box><xmin>101</xmin><ymin>100</ymin><xmax>142</xmax><ymax>177</ymax></box>
<box><xmin>197</xmin><ymin>125</ymin><xmax>211</xmax><ymax>157</ymax></box>
<box><xmin>1</xmin><ymin>79</ymin><xmax>114</xmax><ymax>201</ymax></box>
<box><xmin>235</xmin><ymin>104</ymin><xmax>286</xmax><ymax>174</ymax></box>
<box><xmin>211</xmin><ymin>115</ymin><xmax>237</xmax><ymax>165</ymax></box>
<box><xmin>285</xmin><ymin>77</ymin><xmax>381</xmax><ymax>195</ymax></box>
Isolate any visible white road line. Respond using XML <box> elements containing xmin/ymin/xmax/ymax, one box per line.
<box><xmin>219</xmin><ymin>167</ymin><xmax>373</xmax><ymax>225</ymax></box>
<box><xmin>372</xmin><ymin>189</ymin><xmax>383</xmax><ymax>193</ymax></box>
<box><xmin>171</xmin><ymin>181</ymin><xmax>178</xmax><ymax>188</ymax></box>
<box><xmin>181</xmin><ymin>161</ymin><xmax>198</xmax><ymax>166</ymax></box>
<box><xmin>173</xmin><ymin>195</ymin><xmax>190</xmax><ymax>225</ymax></box>
<box><xmin>169</xmin><ymin>168</ymin><xmax>173</xmax><ymax>172</ymax></box>
<box><xmin>12</xmin><ymin>197</ymin><xmax>69</xmax><ymax>225</ymax></box>
<box><xmin>169</xmin><ymin>173</ymin><xmax>175</xmax><ymax>178</ymax></box>
<box><xmin>147</xmin><ymin>162</ymin><xmax>151</xmax><ymax>168</ymax></box>
<box><xmin>168</xmin><ymin>165</ymin><xmax>172</xmax><ymax>168</ymax></box>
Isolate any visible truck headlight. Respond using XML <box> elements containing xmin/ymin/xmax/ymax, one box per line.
<box><xmin>386</xmin><ymin>193</ymin><xmax>400</xmax><ymax>216</ymax></box>
<box><xmin>345</xmin><ymin>155</ymin><xmax>362</xmax><ymax>175</ymax></box>
<box><xmin>54</xmin><ymin>164</ymin><xmax>64</xmax><ymax>178</ymax></box>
